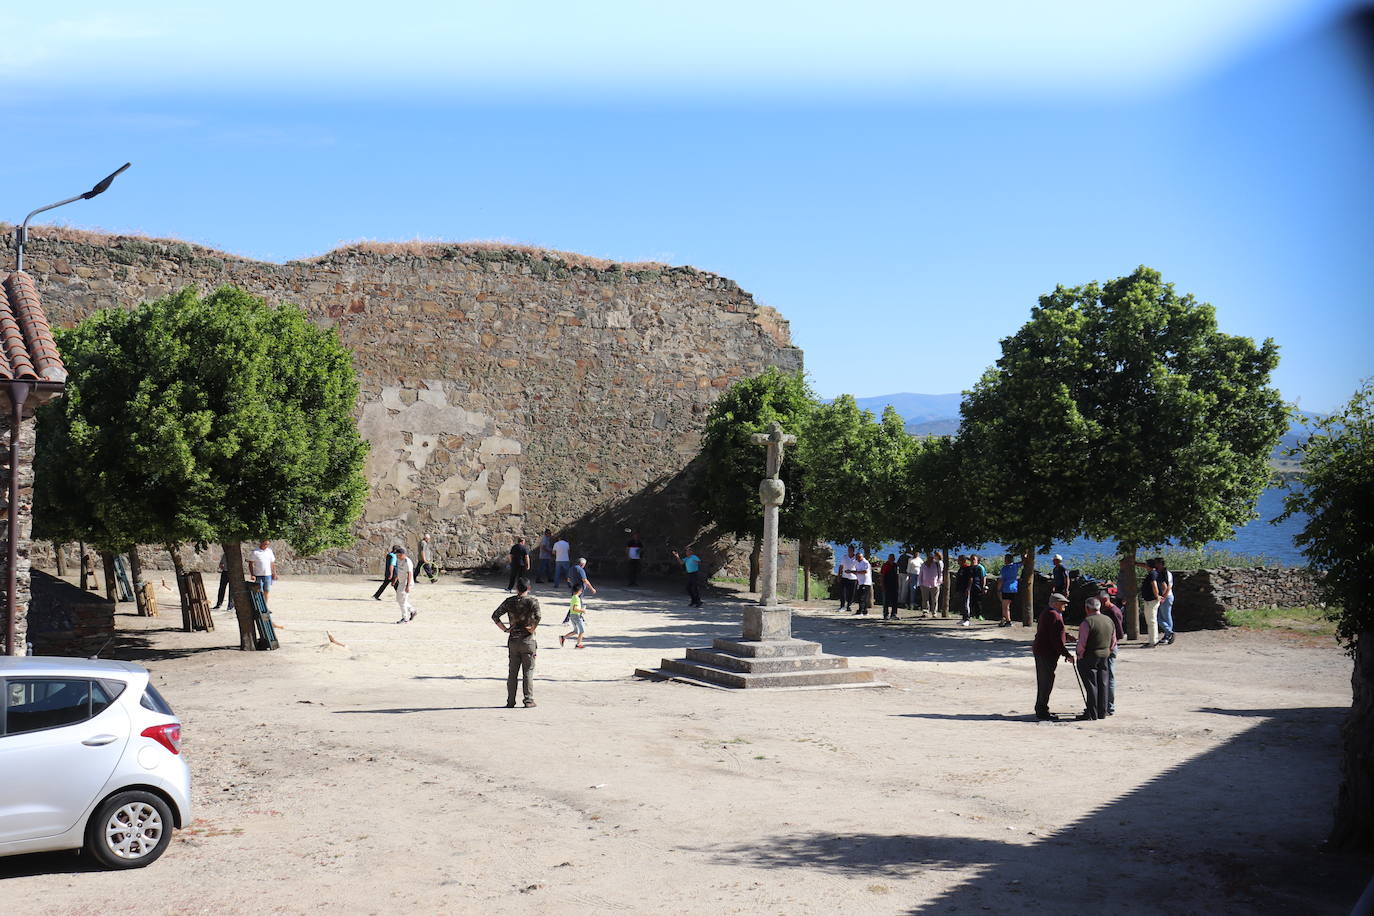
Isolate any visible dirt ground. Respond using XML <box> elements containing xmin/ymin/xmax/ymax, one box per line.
<box><xmin>4</xmin><ymin>573</ymin><xmax>1370</xmax><ymax>915</ymax></box>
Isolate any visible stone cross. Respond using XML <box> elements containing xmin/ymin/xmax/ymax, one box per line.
<box><xmin>750</xmin><ymin>421</ymin><xmax>797</xmax><ymax>612</ymax></box>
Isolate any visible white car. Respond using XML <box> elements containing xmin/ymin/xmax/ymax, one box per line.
<box><xmin>0</xmin><ymin>657</ymin><xmax>191</xmax><ymax>869</ymax></box>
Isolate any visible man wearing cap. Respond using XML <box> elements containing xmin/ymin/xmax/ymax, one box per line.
<box><xmin>1051</xmin><ymin>554</ymin><xmax>1069</xmax><ymax>598</ymax></box>
<box><xmin>1032</xmin><ymin>593</ymin><xmax>1075</xmax><ymax>720</ymax></box>
<box><xmin>1076</xmin><ymin>597</ymin><xmax>1117</xmax><ymax>720</ymax></box>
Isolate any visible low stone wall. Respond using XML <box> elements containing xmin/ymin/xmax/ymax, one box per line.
<box><xmin>1170</xmin><ymin>567</ymin><xmax>1322</xmax><ymax>630</ymax></box>
<box><xmin>27</xmin><ymin>569</ymin><xmax>114</xmax><ymax>654</ymax></box>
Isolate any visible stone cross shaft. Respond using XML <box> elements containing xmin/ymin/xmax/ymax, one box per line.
<box><xmin>750</xmin><ymin>421</ymin><xmax>796</xmax><ymax>609</ymax></box>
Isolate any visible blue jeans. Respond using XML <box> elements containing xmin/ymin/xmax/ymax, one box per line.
<box><xmin>1158</xmin><ymin>595</ymin><xmax>1175</xmax><ymax>635</ymax></box>
<box><xmin>538</xmin><ymin>556</ymin><xmax>553</xmax><ymax>582</ymax></box>
<box><xmin>1107</xmin><ymin>649</ymin><xmax>1117</xmax><ymax>714</ymax></box>
<box><xmin>554</xmin><ymin>561</ymin><xmax>570</xmax><ymax>588</ymax></box>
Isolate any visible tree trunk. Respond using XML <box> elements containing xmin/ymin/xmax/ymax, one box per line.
<box><xmin>1020</xmin><ymin>548</ymin><xmax>1036</xmax><ymax>626</ymax></box>
<box><xmin>127</xmin><ymin>548</ymin><xmax>148</xmax><ymax>616</ymax></box>
<box><xmin>100</xmin><ymin>551</ymin><xmax>117</xmax><ymax>603</ymax></box>
<box><xmin>939</xmin><ymin>548</ymin><xmax>951</xmax><ymax>617</ymax></box>
<box><xmin>223</xmin><ymin>541</ymin><xmax>258</xmax><ymax>651</ymax></box>
<box><xmin>800</xmin><ymin>540</ymin><xmax>810</xmax><ymax>601</ymax></box>
<box><xmin>167</xmin><ymin>543</ymin><xmax>191</xmax><ymax>632</ymax></box>
<box><xmin>79</xmin><ymin>541</ymin><xmax>89</xmax><ymax>590</ymax></box>
<box><xmin>1121</xmin><ymin>547</ymin><xmax>1139</xmax><ymax>640</ymax></box>
<box><xmin>748</xmin><ymin>535</ymin><xmax>762</xmax><ymax>594</ymax></box>
<box><xmin>53</xmin><ymin>542</ymin><xmax>67</xmax><ymax>577</ymax></box>
<box><xmin>1330</xmin><ymin>629</ymin><xmax>1374</xmax><ymax>851</ymax></box>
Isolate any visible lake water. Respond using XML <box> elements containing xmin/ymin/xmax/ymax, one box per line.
<box><xmin>848</xmin><ymin>485</ymin><xmax>1310</xmax><ymax>568</ymax></box>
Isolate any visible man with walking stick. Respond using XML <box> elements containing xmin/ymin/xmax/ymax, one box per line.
<box><xmin>1031</xmin><ymin>593</ymin><xmax>1075</xmax><ymax>721</ymax></box>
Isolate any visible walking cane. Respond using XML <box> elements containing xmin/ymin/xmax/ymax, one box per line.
<box><xmin>1069</xmin><ymin>655</ymin><xmax>1087</xmax><ymax>707</ymax></box>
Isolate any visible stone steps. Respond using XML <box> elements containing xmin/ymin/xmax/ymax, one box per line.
<box><xmin>648</xmin><ymin>656</ymin><xmax>878</xmax><ymax>689</ymax></box>
<box><xmin>638</xmin><ymin>633</ymin><xmax>881</xmax><ymax>690</ymax></box>
<box><xmin>684</xmin><ymin>647</ymin><xmax>849</xmax><ymax>673</ymax></box>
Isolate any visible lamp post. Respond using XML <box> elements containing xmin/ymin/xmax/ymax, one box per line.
<box><xmin>14</xmin><ymin>162</ymin><xmax>130</xmax><ymax>271</ymax></box>
<box><xmin>5</xmin><ymin>163</ymin><xmax>129</xmax><ymax>654</ymax></box>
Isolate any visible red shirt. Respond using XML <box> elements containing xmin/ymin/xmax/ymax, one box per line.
<box><xmin>1032</xmin><ymin>607</ymin><xmax>1072</xmax><ymax>658</ymax></box>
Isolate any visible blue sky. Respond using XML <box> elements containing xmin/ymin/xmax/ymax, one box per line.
<box><xmin>1</xmin><ymin>1</ymin><xmax>1370</xmax><ymax>413</ymax></box>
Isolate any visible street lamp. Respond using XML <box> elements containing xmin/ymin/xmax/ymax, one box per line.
<box><xmin>14</xmin><ymin>162</ymin><xmax>131</xmax><ymax>271</ymax></box>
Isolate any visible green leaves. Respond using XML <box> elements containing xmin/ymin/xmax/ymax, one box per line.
<box><xmin>33</xmin><ymin>286</ymin><xmax>369</xmax><ymax>556</ymax></box>
<box><xmin>1279</xmin><ymin>381</ymin><xmax>1374</xmax><ymax>648</ymax></box>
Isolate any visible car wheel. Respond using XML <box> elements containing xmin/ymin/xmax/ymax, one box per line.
<box><xmin>84</xmin><ymin>790</ymin><xmax>173</xmax><ymax>869</ymax></box>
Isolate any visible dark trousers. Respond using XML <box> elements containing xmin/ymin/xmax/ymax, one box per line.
<box><xmin>840</xmin><ymin>578</ymin><xmax>856</xmax><ymax>608</ymax></box>
<box><xmin>508</xmin><ymin>566</ymin><xmax>529</xmax><ymax>590</ymax></box>
<box><xmin>686</xmin><ymin>571</ymin><xmax>702</xmax><ymax>606</ymax></box>
<box><xmin>856</xmin><ymin>584</ymin><xmax>872</xmax><ymax>614</ymax></box>
<box><xmin>1078</xmin><ymin>656</ymin><xmax>1109</xmax><ymax>720</ymax></box>
<box><xmin>1034</xmin><ymin>653</ymin><xmax>1059</xmax><ymax>716</ymax></box>
<box><xmin>419</xmin><ymin>561</ymin><xmax>437</xmax><ymax>582</ymax></box>
<box><xmin>1107</xmin><ymin>650</ymin><xmax>1117</xmax><ymax>714</ymax></box>
<box><xmin>373</xmin><ymin>575</ymin><xmax>397</xmax><ymax>599</ymax></box>
<box><xmin>627</xmin><ymin>558</ymin><xmax>640</xmax><ymax>586</ymax></box>
<box><xmin>214</xmin><ymin>570</ymin><xmax>235</xmax><ymax>609</ymax></box>
<box><xmin>882</xmin><ymin>579</ymin><xmax>899</xmax><ymax>617</ymax></box>
<box><xmin>507</xmin><ymin>638</ymin><xmax>537</xmax><ymax>705</ymax></box>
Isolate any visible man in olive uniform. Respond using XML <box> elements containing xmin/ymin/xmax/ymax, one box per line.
<box><xmin>1076</xmin><ymin>597</ymin><xmax>1118</xmax><ymax>720</ymax></box>
<box><xmin>492</xmin><ymin>577</ymin><xmax>541</xmax><ymax>708</ymax></box>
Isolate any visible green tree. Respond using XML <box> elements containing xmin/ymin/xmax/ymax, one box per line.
<box><xmin>692</xmin><ymin>368</ymin><xmax>815</xmax><ymax>590</ymax></box>
<box><xmin>958</xmin><ymin>316</ymin><xmax>1095</xmax><ymax>622</ymax></box>
<box><xmin>33</xmin><ymin>286</ymin><xmax>370</xmax><ymax>650</ymax></box>
<box><xmin>897</xmin><ymin>435</ymin><xmax>991</xmax><ymax>617</ymax></box>
<box><xmin>1010</xmin><ymin>267</ymin><xmax>1286</xmax><ymax>636</ymax></box>
<box><xmin>1278</xmin><ymin>381</ymin><xmax>1374</xmax><ymax>850</ymax></box>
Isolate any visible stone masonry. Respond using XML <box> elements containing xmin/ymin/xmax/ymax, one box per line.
<box><xmin>5</xmin><ymin>230</ymin><xmax>803</xmax><ymax>575</ymax></box>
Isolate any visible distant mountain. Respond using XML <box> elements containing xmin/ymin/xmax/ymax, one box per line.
<box><xmin>845</xmin><ymin>392</ymin><xmax>964</xmax><ymax>425</ymax></box>
<box><xmin>905</xmin><ymin>418</ymin><xmax>960</xmax><ymax>437</ymax></box>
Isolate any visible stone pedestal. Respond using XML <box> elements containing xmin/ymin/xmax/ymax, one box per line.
<box><xmin>742</xmin><ymin>606</ymin><xmax>792</xmax><ymax>641</ymax></box>
<box><xmin>637</xmin><ymin>633</ymin><xmax>881</xmax><ymax>690</ymax></box>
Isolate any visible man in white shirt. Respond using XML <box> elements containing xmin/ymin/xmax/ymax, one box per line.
<box><xmin>249</xmin><ymin>540</ymin><xmax>276</xmax><ymax>607</ymax></box>
<box><xmin>394</xmin><ymin>546</ymin><xmax>417</xmax><ymax>623</ymax></box>
<box><xmin>553</xmin><ymin>536</ymin><xmax>572</xmax><ymax>589</ymax></box>
<box><xmin>905</xmin><ymin>552</ymin><xmax>922</xmax><ymax>609</ymax></box>
<box><xmin>853</xmin><ymin>551</ymin><xmax>873</xmax><ymax>616</ymax></box>
<box><xmin>837</xmin><ymin>546</ymin><xmax>858</xmax><ymax>611</ymax></box>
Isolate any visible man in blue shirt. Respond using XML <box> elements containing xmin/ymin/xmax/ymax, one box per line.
<box><xmin>672</xmin><ymin>547</ymin><xmax>703</xmax><ymax>608</ymax></box>
<box><xmin>998</xmin><ymin>554</ymin><xmax>1021</xmax><ymax>628</ymax></box>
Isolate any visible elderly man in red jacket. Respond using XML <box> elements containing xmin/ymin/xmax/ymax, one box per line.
<box><xmin>1032</xmin><ymin>593</ymin><xmax>1075</xmax><ymax>721</ymax></box>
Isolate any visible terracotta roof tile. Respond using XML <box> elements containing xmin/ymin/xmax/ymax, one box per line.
<box><xmin>0</xmin><ymin>271</ymin><xmax>67</xmax><ymax>384</ymax></box>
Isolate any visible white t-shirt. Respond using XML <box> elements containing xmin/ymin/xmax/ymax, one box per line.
<box><xmin>840</xmin><ymin>556</ymin><xmax>858</xmax><ymax>580</ymax></box>
<box><xmin>854</xmin><ymin>559</ymin><xmax>872</xmax><ymax>586</ymax></box>
<box><xmin>906</xmin><ymin>556</ymin><xmax>920</xmax><ymax>575</ymax></box>
<box><xmin>395</xmin><ymin>556</ymin><xmax>414</xmax><ymax>587</ymax></box>
<box><xmin>249</xmin><ymin>547</ymin><xmax>275</xmax><ymax>577</ymax></box>
<box><xmin>553</xmin><ymin>539</ymin><xmax>571</xmax><ymax>562</ymax></box>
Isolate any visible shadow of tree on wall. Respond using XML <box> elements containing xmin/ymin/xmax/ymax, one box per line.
<box><xmin>698</xmin><ymin>707</ymin><xmax>1369</xmax><ymax>915</ymax></box>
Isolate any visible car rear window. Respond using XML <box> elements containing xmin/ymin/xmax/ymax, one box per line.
<box><xmin>140</xmin><ymin>684</ymin><xmax>175</xmax><ymax>716</ymax></box>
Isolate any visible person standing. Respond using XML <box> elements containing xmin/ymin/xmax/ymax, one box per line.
<box><xmin>394</xmin><ymin>546</ymin><xmax>418</xmax><ymax>623</ymax></box>
<box><xmin>1156</xmin><ymin>558</ymin><xmax>1176</xmax><ymax>645</ymax></box>
<box><xmin>492</xmin><ymin>577</ymin><xmax>540</xmax><ymax>707</ymax></box>
<box><xmin>553</xmin><ymin>535</ymin><xmax>572</xmax><ymax>589</ymax></box>
<box><xmin>1032</xmin><ymin>593</ymin><xmax>1074</xmax><ymax>720</ymax></box>
<box><xmin>560</xmin><ymin>581</ymin><xmax>588</xmax><ymax>649</ymax></box>
<box><xmin>896</xmin><ymin>550</ymin><xmax>912</xmax><ymax>610</ymax></box>
<box><xmin>1139</xmin><ymin>558</ymin><xmax>1163</xmax><ymax>647</ymax></box>
<box><xmin>853</xmin><ymin>551</ymin><xmax>873</xmax><ymax>616</ymax></box>
<box><xmin>373</xmin><ymin>546</ymin><xmax>398</xmax><ymax>600</ymax></box>
<box><xmin>626</xmin><ymin>531</ymin><xmax>644</xmax><ymax>587</ymax></box>
<box><xmin>508</xmin><ymin>536</ymin><xmax>531</xmax><ymax>592</ymax></box>
<box><xmin>418</xmin><ymin>535</ymin><xmax>439</xmax><ymax>583</ymax></box>
<box><xmin>1099</xmin><ymin>588</ymin><xmax>1125</xmax><ymax>716</ymax></box>
<box><xmin>836</xmin><ymin>546</ymin><xmax>858</xmax><ymax>611</ymax></box>
<box><xmin>881</xmin><ymin>554</ymin><xmax>901</xmax><ymax>620</ymax></box>
<box><xmin>969</xmin><ymin>554</ymin><xmax>988</xmax><ymax>622</ymax></box>
<box><xmin>535</xmin><ymin>529</ymin><xmax>554</xmax><ymax>584</ymax></box>
<box><xmin>672</xmin><ymin>547</ymin><xmax>703</xmax><ymax>607</ymax></box>
<box><xmin>249</xmin><ymin>539</ymin><xmax>277</xmax><ymax>608</ymax></box>
<box><xmin>211</xmin><ymin>549</ymin><xmax>236</xmax><ymax>611</ymax></box>
<box><xmin>1051</xmin><ymin>554</ymin><xmax>1070</xmax><ymax>597</ymax></box>
<box><xmin>997</xmin><ymin>554</ymin><xmax>1021</xmax><ymax>628</ymax></box>
<box><xmin>955</xmin><ymin>555</ymin><xmax>975</xmax><ymax>626</ymax></box>
<box><xmin>1076</xmin><ymin>597</ymin><xmax>1117</xmax><ymax>720</ymax></box>
<box><xmin>920</xmin><ymin>552</ymin><xmax>944</xmax><ymax>617</ymax></box>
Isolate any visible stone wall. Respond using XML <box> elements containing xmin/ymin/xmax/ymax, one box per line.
<box><xmin>7</xmin><ymin>230</ymin><xmax>802</xmax><ymax>576</ymax></box>
<box><xmin>0</xmin><ymin>414</ymin><xmax>35</xmax><ymax>653</ymax></box>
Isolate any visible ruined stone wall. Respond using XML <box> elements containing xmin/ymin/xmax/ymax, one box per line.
<box><xmin>9</xmin><ymin>231</ymin><xmax>802</xmax><ymax>576</ymax></box>
<box><xmin>0</xmin><ymin>415</ymin><xmax>35</xmax><ymax>653</ymax></box>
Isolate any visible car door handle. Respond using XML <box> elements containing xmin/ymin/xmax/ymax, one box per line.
<box><xmin>82</xmin><ymin>735</ymin><xmax>118</xmax><ymax>746</ymax></box>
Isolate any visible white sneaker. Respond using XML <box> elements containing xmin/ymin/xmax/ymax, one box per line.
<box><xmin>960</xmin><ymin>620</ymin><xmax>971</xmax><ymax>627</ymax></box>
<box><xmin>396</xmin><ymin>618</ymin><xmax>408</xmax><ymax>624</ymax></box>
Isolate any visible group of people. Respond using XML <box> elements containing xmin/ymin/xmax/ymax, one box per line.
<box><xmin>372</xmin><ymin>539</ymin><xmax>438</xmax><ymax>623</ymax></box>
<box><xmin>835</xmin><ymin>547</ymin><xmax>945</xmax><ymax>619</ymax></box>
<box><xmin>1032</xmin><ymin>589</ymin><xmax>1125</xmax><ymax>721</ymax></box>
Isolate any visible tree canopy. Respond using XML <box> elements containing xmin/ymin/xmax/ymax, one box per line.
<box><xmin>34</xmin><ymin>285</ymin><xmax>370</xmax><ymax>646</ymax></box>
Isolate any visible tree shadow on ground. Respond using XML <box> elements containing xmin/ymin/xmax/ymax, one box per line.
<box><xmin>698</xmin><ymin>706</ymin><xmax>1369</xmax><ymax>915</ymax></box>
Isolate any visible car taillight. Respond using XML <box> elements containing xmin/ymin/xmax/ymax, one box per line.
<box><xmin>141</xmin><ymin>723</ymin><xmax>182</xmax><ymax>755</ymax></box>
